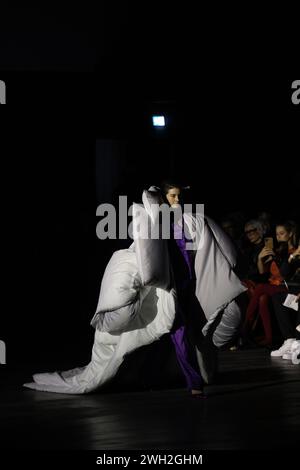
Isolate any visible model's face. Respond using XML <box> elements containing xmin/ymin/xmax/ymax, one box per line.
<box><xmin>276</xmin><ymin>226</ymin><xmax>292</xmax><ymax>243</ymax></box>
<box><xmin>166</xmin><ymin>187</ymin><xmax>181</xmax><ymax>208</ymax></box>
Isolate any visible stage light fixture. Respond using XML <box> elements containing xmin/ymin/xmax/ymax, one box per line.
<box><xmin>152</xmin><ymin>115</ymin><xmax>166</xmax><ymax>127</ymax></box>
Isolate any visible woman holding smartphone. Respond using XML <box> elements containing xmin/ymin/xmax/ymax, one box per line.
<box><xmin>242</xmin><ymin>221</ymin><xmax>299</xmax><ymax>347</ymax></box>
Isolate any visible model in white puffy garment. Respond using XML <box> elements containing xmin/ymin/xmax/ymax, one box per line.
<box><xmin>23</xmin><ymin>182</ymin><xmax>247</xmax><ymax>396</ymax></box>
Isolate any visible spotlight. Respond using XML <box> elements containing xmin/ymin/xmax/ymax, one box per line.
<box><xmin>152</xmin><ymin>115</ymin><xmax>166</xmax><ymax>127</ymax></box>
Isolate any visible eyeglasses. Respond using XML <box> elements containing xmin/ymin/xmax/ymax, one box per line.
<box><xmin>245</xmin><ymin>228</ymin><xmax>258</xmax><ymax>235</ymax></box>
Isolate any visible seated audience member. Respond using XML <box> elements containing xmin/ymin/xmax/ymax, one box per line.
<box><xmin>270</xmin><ymin>244</ymin><xmax>300</xmax><ymax>362</ymax></box>
<box><xmin>237</xmin><ymin>219</ymin><xmax>267</xmax><ymax>286</ymax></box>
<box><xmin>242</xmin><ymin>221</ymin><xmax>299</xmax><ymax>347</ymax></box>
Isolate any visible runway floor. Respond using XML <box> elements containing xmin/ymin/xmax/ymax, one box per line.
<box><xmin>0</xmin><ymin>348</ymin><xmax>299</xmax><ymax>451</ymax></box>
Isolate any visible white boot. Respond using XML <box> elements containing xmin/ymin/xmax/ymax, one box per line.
<box><xmin>270</xmin><ymin>338</ymin><xmax>295</xmax><ymax>357</ymax></box>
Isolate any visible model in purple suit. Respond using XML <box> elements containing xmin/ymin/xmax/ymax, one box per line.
<box><xmin>160</xmin><ymin>180</ymin><xmax>207</xmax><ymax>398</ymax></box>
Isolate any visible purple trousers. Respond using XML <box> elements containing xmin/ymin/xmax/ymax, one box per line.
<box><xmin>170</xmin><ymin>325</ymin><xmax>203</xmax><ymax>391</ymax></box>
<box><xmin>170</xmin><ymin>221</ymin><xmax>203</xmax><ymax>391</ymax></box>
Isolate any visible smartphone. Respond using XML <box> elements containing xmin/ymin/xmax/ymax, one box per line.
<box><xmin>264</xmin><ymin>237</ymin><xmax>274</xmax><ymax>250</ymax></box>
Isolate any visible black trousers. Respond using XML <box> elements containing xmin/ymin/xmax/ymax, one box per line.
<box><xmin>271</xmin><ymin>291</ymin><xmax>300</xmax><ymax>340</ymax></box>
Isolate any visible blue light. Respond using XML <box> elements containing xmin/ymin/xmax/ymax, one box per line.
<box><xmin>152</xmin><ymin>115</ymin><xmax>166</xmax><ymax>127</ymax></box>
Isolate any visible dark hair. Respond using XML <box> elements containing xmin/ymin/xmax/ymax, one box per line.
<box><xmin>160</xmin><ymin>179</ymin><xmax>184</xmax><ymax>196</ymax></box>
<box><xmin>274</xmin><ymin>220</ymin><xmax>299</xmax><ymax>265</ymax></box>
<box><xmin>276</xmin><ymin>220</ymin><xmax>299</xmax><ymax>248</ymax></box>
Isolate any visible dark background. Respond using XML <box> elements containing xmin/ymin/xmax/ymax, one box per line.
<box><xmin>0</xmin><ymin>7</ymin><xmax>299</xmax><ymax>382</ymax></box>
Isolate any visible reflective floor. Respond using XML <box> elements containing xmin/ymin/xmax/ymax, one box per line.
<box><xmin>0</xmin><ymin>348</ymin><xmax>299</xmax><ymax>450</ymax></box>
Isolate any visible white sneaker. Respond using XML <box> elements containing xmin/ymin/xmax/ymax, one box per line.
<box><xmin>270</xmin><ymin>338</ymin><xmax>295</xmax><ymax>357</ymax></box>
<box><xmin>282</xmin><ymin>352</ymin><xmax>292</xmax><ymax>360</ymax></box>
<box><xmin>291</xmin><ymin>340</ymin><xmax>300</xmax><ymax>365</ymax></box>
